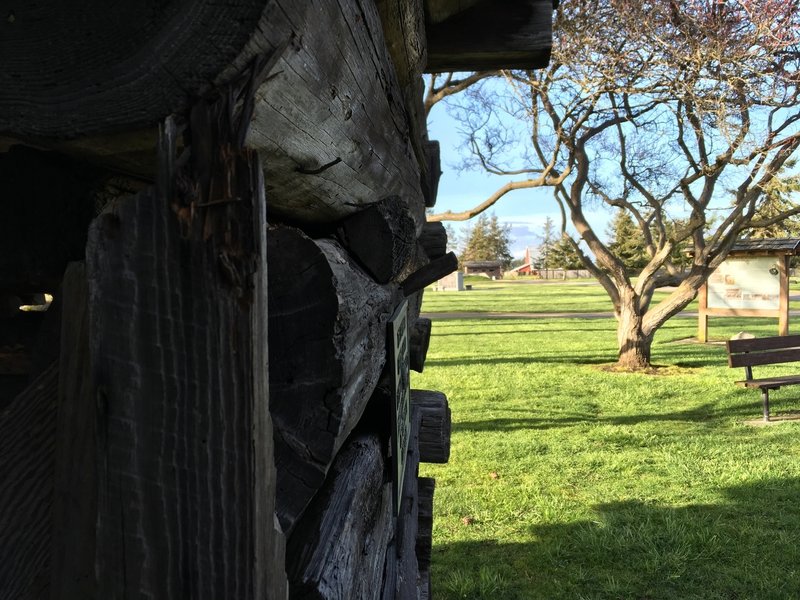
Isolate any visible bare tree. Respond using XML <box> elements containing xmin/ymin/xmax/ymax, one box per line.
<box><xmin>427</xmin><ymin>0</ymin><xmax>800</xmax><ymax>369</ymax></box>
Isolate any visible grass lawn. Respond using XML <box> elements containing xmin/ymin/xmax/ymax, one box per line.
<box><xmin>421</xmin><ymin>277</ymin><xmax>697</xmax><ymax>314</ymax></box>
<box><xmin>412</xmin><ymin>280</ymin><xmax>800</xmax><ymax>599</ymax></box>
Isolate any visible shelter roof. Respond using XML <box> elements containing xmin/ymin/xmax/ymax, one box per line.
<box><xmin>729</xmin><ymin>238</ymin><xmax>800</xmax><ymax>256</ymax></box>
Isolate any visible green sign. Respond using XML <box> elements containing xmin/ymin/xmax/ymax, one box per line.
<box><xmin>388</xmin><ymin>299</ymin><xmax>411</xmax><ymax>515</ymax></box>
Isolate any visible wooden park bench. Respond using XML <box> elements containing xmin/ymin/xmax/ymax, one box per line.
<box><xmin>726</xmin><ymin>334</ymin><xmax>800</xmax><ymax>421</ymax></box>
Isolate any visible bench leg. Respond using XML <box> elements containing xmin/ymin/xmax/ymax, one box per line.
<box><xmin>762</xmin><ymin>389</ymin><xmax>770</xmax><ymax>422</ymax></box>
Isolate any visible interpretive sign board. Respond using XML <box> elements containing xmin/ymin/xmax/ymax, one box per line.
<box><xmin>707</xmin><ymin>256</ymin><xmax>781</xmax><ymax>310</ymax></box>
<box><xmin>698</xmin><ymin>253</ymin><xmax>790</xmax><ymax>342</ymax></box>
<box><xmin>388</xmin><ymin>299</ymin><xmax>411</xmax><ymax>515</ymax></box>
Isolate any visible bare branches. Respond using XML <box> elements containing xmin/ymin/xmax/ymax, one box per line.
<box><xmin>427</xmin><ymin>177</ymin><xmax>562</xmax><ymax>222</ymax></box>
<box><xmin>425</xmin><ymin>0</ymin><xmax>800</xmax><ymax>366</ymax></box>
<box><xmin>424</xmin><ymin>72</ymin><xmax>499</xmax><ymax>118</ymax></box>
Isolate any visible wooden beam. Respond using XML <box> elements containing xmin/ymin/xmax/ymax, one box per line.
<box><xmin>86</xmin><ymin>112</ymin><xmax>286</xmax><ymax>598</ymax></box>
<box><xmin>267</xmin><ymin>225</ymin><xmax>396</xmax><ymax>532</ymax></box>
<box><xmin>50</xmin><ymin>262</ymin><xmax>96</xmax><ymax>600</ymax></box>
<box><xmin>0</xmin><ymin>362</ymin><xmax>58</xmax><ymax>600</ymax></box>
<box><xmin>412</xmin><ymin>390</ymin><xmax>451</xmax><ymax>463</ymax></box>
<box><xmin>2</xmin><ymin>1</ymin><xmax>427</xmax><ymax>231</ymax></box>
<box><xmin>425</xmin><ymin>0</ymin><xmax>554</xmax><ymax>72</ymax></box>
<box><xmin>248</xmin><ymin>0</ymin><xmax>426</xmax><ymax>230</ymax></box>
<box><xmin>337</xmin><ymin>196</ymin><xmax>418</xmax><ymax>284</ymax></box>
<box><xmin>286</xmin><ymin>434</ymin><xmax>393</xmax><ymax>599</ymax></box>
<box><xmin>0</xmin><ymin>2</ymin><xmax>267</xmax><ymax>139</ymax></box>
<box><xmin>418</xmin><ymin>222</ymin><xmax>448</xmax><ymax>260</ymax></box>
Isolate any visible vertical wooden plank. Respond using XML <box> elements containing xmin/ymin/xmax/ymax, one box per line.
<box><xmin>0</xmin><ymin>362</ymin><xmax>58</xmax><ymax>600</ymax></box>
<box><xmin>86</xmin><ymin>129</ymin><xmax>285</xmax><ymax>598</ymax></box>
<box><xmin>779</xmin><ymin>255</ymin><xmax>789</xmax><ymax>336</ymax></box>
<box><xmin>698</xmin><ymin>283</ymin><xmax>709</xmax><ymax>343</ymax></box>
<box><xmin>50</xmin><ymin>262</ymin><xmax>96</xmax><ymax>600</ymax></box>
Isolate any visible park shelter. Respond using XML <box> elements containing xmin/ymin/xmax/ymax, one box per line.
<box><xmin>0</xmin><ymin>1</ymin><xmax>556</xmax><ymax>598</ymax></box>
<box><xmin>463</xmin><ymin>260</ymin><xmax>504</xmax><ymax>279</ymax></box>
<box><xmin>698</xmin><ymin>238</ymin><xmax>800</xmax><ymax>342</ymax></box>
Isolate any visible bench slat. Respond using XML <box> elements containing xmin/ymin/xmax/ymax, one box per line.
<box><xmin>727</xmin><ymin>334</ymin><xmax>800</xmax><ymax>353</ymax></box>
<box><xmin>735</xmin><ymin>374</ymin><xmax>800</xmax><ymax>389</ymax></box>
<box><xmin>728</xmin><ymin>347</ymin><xmax>800</xmax><ymax>368</ymax></box>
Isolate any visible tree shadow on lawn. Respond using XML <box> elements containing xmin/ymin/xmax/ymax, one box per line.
<box><xmin>451</xmin><ymin>398</ymin><xmax>779</xmax><ymax>432</ymax></box>
<box><xmin>432</xmin><ymin>477</ymin><xmax>800</xmax><ymax>600</ymax></box>
<box><xmin>453</xmin><ymin>403</ymin><xmax>725</xmax><ymax>433</ymax></box>
<box><xmin>432</xmin><ymin>327</ymin><xmax>612</xmax><ymax>337</ymax></box>
<box><xmin>425</xmin><ymin>355</ymin><xmax>614</xmax><ymax>368</ymax></box>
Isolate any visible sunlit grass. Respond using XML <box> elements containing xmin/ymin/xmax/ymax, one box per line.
<box><xmin>422</xmin><ymin>278</ymin><xmax>698</xmax><ymax>315</ymax></box>
<box><xmin>413</xmin><ymin>282</ymin><xmax>800</xmax><ymax>599</ymax></box>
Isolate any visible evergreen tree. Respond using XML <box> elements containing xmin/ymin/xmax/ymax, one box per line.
<box><xmin>536</xmin><ymin>216</ymin><xmax>557</xmax><ymax>269</ymax></box>
<box><xmin>460</xmin><ymin>213</ymin><xmax>513</xmax><ymax>267</ymax></box>
<box><xmin>548</xmin><ymin>236</ymin><xmax>584</xmax><ymax>270</ymax></box>
<box><xmin>607</xmin><ymin>210</ymin><xmax>647</xmax><ymax>270</ymax></box>
<box><xmin>749</xmin><ymin>164</ymin><xmax>800</xmax><ymax>239</ymax></box>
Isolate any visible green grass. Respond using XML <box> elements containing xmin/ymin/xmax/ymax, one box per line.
<box><xmin>423</xmin><ymin>279</ymin><xmax>696</xmax><ymax>314</ymax></box>
<box><xmin>412</xmin><ymin>282</ymin><xmax>800</xmax><ymax>599</ymax></box>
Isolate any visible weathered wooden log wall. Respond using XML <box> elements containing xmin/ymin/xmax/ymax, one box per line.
<box><xmin>0</xmin><ymin>1</ymin><xmax>553</xmax><ymax>598</ymax></box>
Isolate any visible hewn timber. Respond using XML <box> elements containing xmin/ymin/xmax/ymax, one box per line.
<box><xmin>418</xmin><ymin>222</ymin><xmax>448</xmax><ymax>260</ymax></box>
<box><xmin>416</xmin><ymin>477</ymin><xmax>435</xmax><ymax>599</ymax></box>
<box><xmin>2</xmin><ymin>2</ymin><xmax>427</xmax><ymax>231</ymax></box>
<box><xmin>337</xmin><ymin>196</ymin><xmax>417</xmax><ymax>284</ymax></box>
<box><xmin>412</xmin><ymin>390</ymin><xmax>451</xmax><ymax>463</ymax></box>
<box><xmin>422</xmin><ymin>140</ymin><xmax>442</xmax><ymax>208</ymax></box>
<box><xmin>50</xmin><ymin>262</ymin><xmax>96</xmax><ymax>600</ymax></box>
<box><xmin>425</xmin><ymin>0</ymin><xmax>554</xmax><ymax>72</ymax></box>
<box><xmin>286</xmin><ymin>434</ymin><xmax>393</xmax><ymax>599</ymax></box>
<box><xmin>87</xmin><ymin>110</ymin><xmax>285</xmax><ymax>598</ymax></box>
<box><xmin>267</xmin><ymin>225</ymin><xmax>396</xmax><ymax>532</ymax></box>
<box><xmin>0</xmin><ymin>2</ymin><xmax>267</xmax><ymax>139</ymax></box>
<box><xmin>410</xmin><ymin>318</ymin><xmax>432</xmax><ymax>373</ymax></box>
<box><xmin>401</xmin><ymin>251</ymin><xmax>458</xmax><ymax>297</ymax></box>
<box><xmin>0</xmin><ymin>362</ymin><xmax>58</xmax><ymax>600</ymax></box>
<box><xmin>247</xmin><ymin>0</ymin><xmax>426</xmax><ymax>230</ymax></box>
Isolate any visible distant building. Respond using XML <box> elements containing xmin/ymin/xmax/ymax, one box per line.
<box><xmin>463</xmin><ymin>260</ymin><xmax>503</xmax><ymax>279</ymax></box>
<box><xmin>508</xmin><ymin>247</ymin><xmax>536</xmax><ymax>276</ymax></box>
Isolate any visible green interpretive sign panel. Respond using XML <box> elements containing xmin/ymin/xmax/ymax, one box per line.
<box><xmin>388</xmin><ymin>299</ymin><xmax>411</xmax><ymax>515</ymax></box>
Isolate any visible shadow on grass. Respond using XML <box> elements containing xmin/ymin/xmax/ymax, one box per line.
<box><xmin>453</xmin><ymin>401</ymin><xmax>770</xmax><ymax>433</ymax></box>
<box><xmin>432</xmin><ymin>477</ymin><xmax>800</xmax><ymax>599</ymax></box>
<box><xmin>432</xmin><ymin>327</ymin><xmax>613</xmax><ymax>337</ymax></box>
<box><xmin>425</xmin><ymin>355</ymin><xmax>615</xmax><ymax>368</ymax></box>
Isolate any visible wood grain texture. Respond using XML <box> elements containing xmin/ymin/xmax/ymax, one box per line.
<box><xmin>409</xmin><ymin>318</ymin><xmax>432</xmax><ymax>373</ymax></box>
<box><xmin>426</xmin><ymin>0</ymin><xmax>554</xmax><ymax>72</ymax></box>
<box><xmin>421</xmin><ymin>140</ymin><xmax>442</xmax><ymax>208</ymax></box>
<box><xmin>338</xmin><ymin>196</ymin><xmax>417</xmax><ymax>284</ymax></box>
<box><xmin>287</xmin><ymin>434</ymin><xmax>393</xmax><ymax>599</ymax></box>
<box><xmin>0</xmin><ymin>1</ymin><xmax>267</xmax><ymax>139</ymax></box>
<box><xmin>86</xmin><ymin>135</ymin><xmax>285</xmax><ymax>598</ymax></box>
<box><xmin>401</xmin><ymin>252</ymin><xmax>458</xmax><ymax>297</ymax></box>
<box><xmin>418</xmin><ymin>222</ymin><xmax>447</xmax><ymax>260</ymax></box>
<box><xmin>415</xmin><ymin>476</ymin><xmax>435</xmax><ymax>599</ymax></box>
<box><xmin>0</xmin><ymin>361</ymin><xmax>58</xmax><ymax>600</ymax></box>
<box><xmin>411</xmin><ymin>390</ymin><xmax>451</xmax><ymax>464</ymax></box>
<box><xmin>267</xmin><ymin>225</ymin><xmax>396</xmax><ymax>532</ymax></box>
<box><xmin>50</xmin><ymin>262</ymin><xmax>97</xmax><ymax>600</ymax></box>
<box><xmin>246</xmin><ymin>0</ymin><xmax>426</xmax><ymax>230</ymax></box>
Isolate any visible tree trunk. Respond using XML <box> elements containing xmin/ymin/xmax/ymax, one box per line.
<box><xmin>616</xmin><ymin>303</ymin><xmax>653</xmax><ymax>370</ymax></box>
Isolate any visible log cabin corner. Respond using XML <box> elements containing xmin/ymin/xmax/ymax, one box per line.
<box><xmin>0</xmin><ymin>1</ymin><xmax>555</xmax><ymax>598</ymax></box>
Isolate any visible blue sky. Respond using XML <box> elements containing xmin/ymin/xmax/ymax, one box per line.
<box><xmin>426</xmin><ymin>101</ymin><xmax>612</xmax><ymax>259</ymax></box>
